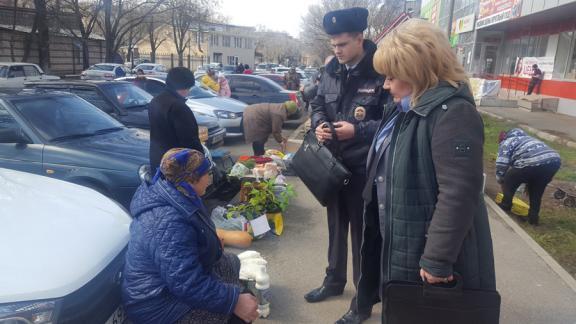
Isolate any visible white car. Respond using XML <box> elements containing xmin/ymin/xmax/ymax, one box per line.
<box><xmin>0</xmin><ymin>168</ymin><xmax>131</xmax><ymax>324</ymax></box>
<box><xmin>81</xmin><ymin>63</ymin><xmax>130</xmax><ymax>81</ymax></box>
<box><xmin>0</xmin><ymin>63</ymin><xmax>60</xmax><ymax>90</ymax></box>
<box><xmin>133</xmin><ymin>63</ymin><xmax>167</xmax><ymax>77</ymax></box>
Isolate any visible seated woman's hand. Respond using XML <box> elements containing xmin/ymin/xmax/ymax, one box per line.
<box><xmin>234</xmin><ymin>293</ymin><xmax>259</xmax><ymax>322</ymax></box>
<box><xmin>420</xmin><ymin>268</ymin><xmax>454</xmax><ymax>284</ymax></box>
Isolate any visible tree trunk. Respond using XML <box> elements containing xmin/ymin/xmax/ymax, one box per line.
<box><xmin>177</xmin><ymin>50</ymin><xmax>184</xmax><ymax>67</ymax></box>
<box><xmin>103</xmin><ymin>0</ymin><xmax>114</xmax><ymax>62</ymax></box>
<box><xmin>34</xmin><ymin>0</ymin><xmax>50</xmax><ymax>70</ymax></box>
<box><xmin>82</xmin><ymin>38</ymin><xmax>90</xmax><ymax>69</ymax></box>
<box><xmin>151</xmin><ymin>48</ymin><xmax>156</xmax><ymax>63</ymax></box>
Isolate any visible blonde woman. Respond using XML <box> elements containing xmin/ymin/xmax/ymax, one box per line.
<box><xmin>356</xmin><ymin>19</ymin><xmax>496</xmax><ymax>319</ymax></box>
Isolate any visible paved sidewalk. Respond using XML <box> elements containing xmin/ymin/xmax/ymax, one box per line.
<box><xmin>248</xmin><ymin>179</ymin><xmax>576</xmax><ymax>324</ymax></box>
<box><xmin>479</xmin><ymin>106</ymin><xmax>576</xmax><ymax>145</ymax></box>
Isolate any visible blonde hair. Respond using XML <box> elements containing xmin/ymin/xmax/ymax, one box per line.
<box><xmin>373</xmin><ymin>19</ymin><xmax>468</xmax><ymax>105</ymax></box>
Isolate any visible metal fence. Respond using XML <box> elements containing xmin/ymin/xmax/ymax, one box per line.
<box><xmin>136</xmin><ymin>52</ymin><xmax>207</xmax><ymax>71</ymax></box>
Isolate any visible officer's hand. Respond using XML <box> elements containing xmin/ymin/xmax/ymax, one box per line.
<box><xmin>332</xmin><ymin>121</ymin><xmax>355</xmax><ymax>140</ymax></box>
<box><xmin>315</xmin><ymin>123</ymin><xmax>332</xmax><ymax>143</ymax></box>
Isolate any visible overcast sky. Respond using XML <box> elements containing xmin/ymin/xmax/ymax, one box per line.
<box><xmin>219</xmin><ymin>0</ymin><xmax>320</xmax><ymax>38</ymax></box>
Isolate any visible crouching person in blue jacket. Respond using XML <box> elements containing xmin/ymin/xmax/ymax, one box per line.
<box><xmin>496</xmin><ymin>128</ymin><xmax>561</xmax><ymax>225</ymax></box>
<box><xmin>122</xmin><ymin>148</ymin><xmax>259</xmax><ymax>324</ymax></box>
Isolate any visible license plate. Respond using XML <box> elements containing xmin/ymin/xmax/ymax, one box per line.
<box><xmin>212</xmin><ymin>134</ymin><xmax>224</xmax><ymax>144</ymax></box>
<box><xmin>105</xmin><ymin>306</ymin><xmax>126</xmax><ymax>324</ymax></box>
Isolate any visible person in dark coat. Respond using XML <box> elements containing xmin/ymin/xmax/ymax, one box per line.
<box><xmin>356</xmin><ymin>19</ymin><xmax>496</xmax><ymax>323</ymax></box>
<box><xmin>527</xmin><ymin>64</ymin><xmax>543</xmax><ymax>95</ymax></box>
<box><xmin>496</xmin><ymin>128</ymin><xmax>561</xmax><ymax>225</ymax></box>
<box><xmin>306</xmin><ymin>7</ymin><xmax>390</xmax><ymax>324</ymax></box>
<box><xmin>236</xmin><ymin>63</ymin><xmax>245</xmax><ymax>74</ymax></box>
<box><xmin>122</xmin><ymin>148</ymin><xmax>259</xmax><ymax>324</ymax></box>
<box><xmin>148</xmin><ymin>67</ymin><xmax>203</xmax><ymax>172</ymax></box>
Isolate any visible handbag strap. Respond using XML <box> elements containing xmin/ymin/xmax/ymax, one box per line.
<box><xmin>325</xmin><ymin>122</ymin><xmax>343</xmax><ymax>158</ymax></box>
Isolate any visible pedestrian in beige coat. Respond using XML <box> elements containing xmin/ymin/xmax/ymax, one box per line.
<box><xmin>243</xmin><ymin>101</ymin><xmax>298</xmax><ymax>155</ymax></box>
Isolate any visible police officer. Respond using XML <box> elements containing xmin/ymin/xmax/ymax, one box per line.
<box><xmin>305</xmin><ymin>7</ymin><xmax>390</xmax><ymax>324</ymax></box>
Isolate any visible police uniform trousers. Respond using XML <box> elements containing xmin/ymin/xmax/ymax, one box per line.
<box><xmin>324</xmin><ymin>171</ymin><xmax>366</xmax><ymax>310</ymax></box>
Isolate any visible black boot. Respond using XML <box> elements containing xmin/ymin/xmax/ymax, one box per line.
<box><xmin>304</xmin><ymin>285</ymin><xmax>344</xmax><ymax>303</ymax></box>
<box><xmin>335</xmin><ymin>309</ymin><xmax>370</xmax><ymax>324</ymax></box>
<box><xmin>528</xmin><ymin>212</ymin><xmax>539</xmax><ymax>225</ymax></box>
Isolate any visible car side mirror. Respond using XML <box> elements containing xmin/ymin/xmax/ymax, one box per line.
<box><xmin>3</xmin><ymin>128</ymin><xmax>30</xmax><ymax>144</ymax></box>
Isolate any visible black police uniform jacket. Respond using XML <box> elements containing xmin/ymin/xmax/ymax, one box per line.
<box><xmin>310</xmin><ymin>40</ymin><xmax>390</xmax><ymax>174</ymax></box>
<box><xmin>357</xmin><ymin>82</ymin><xmax>497</xmax><ymax>310</ymax></box>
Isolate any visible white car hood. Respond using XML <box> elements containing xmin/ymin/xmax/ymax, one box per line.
<box><xmin>0</xmin><ymin>169</ymin><xmax>131</xmax><ymax>303</ymax></box>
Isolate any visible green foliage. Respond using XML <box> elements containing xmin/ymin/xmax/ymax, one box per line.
<box><xmin>226</xmin><ymin>179</ymin><xmax>296</xmax><ymax>220</ymax></box>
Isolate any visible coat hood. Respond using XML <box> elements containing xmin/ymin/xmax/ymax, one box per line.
<box><xmin>505</xmin><ymin>128</ymin><xmax>527</xmax><ymax>139</ymax></box>
<box><xmin>326</xmin><ymin>39</ymin><xmax>379</xmax><ymax>79</ymax></box>
<box><xmin>130</xmin><ymin>179</ymin><xmax>198</xmax><ymax>220</ymax></box>
<box><xmin>412</xmin><ymin>81</ymin><xmax>475</xmax><ymax>117</ymax></box>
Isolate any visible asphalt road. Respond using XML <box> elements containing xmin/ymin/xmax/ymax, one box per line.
<box><xmin>218</xmin><ymin>130</ymin><xmax>576</xmax><ymax>324</ymax></box>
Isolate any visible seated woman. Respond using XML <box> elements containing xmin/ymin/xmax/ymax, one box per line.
<box><xmin>122</xmin><ymin>148</ymin><xmax>259</xmax><ymax>324</ymax></box>
<box><xmin>356</xmin><ymin>19</ymin><xmax>497</xmax><ymax>319</ymax></box>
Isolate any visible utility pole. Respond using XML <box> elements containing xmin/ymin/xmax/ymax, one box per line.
<box><xmin>446</xmin><ymin>0</ymin><xmax>456</xmax><ymax>39</ymax></box>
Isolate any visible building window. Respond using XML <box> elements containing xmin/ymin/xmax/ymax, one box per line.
<box><xmin>213</xmin><ymin>53</ymin><xmax>222</xmax><ymax>64</ymax></box>
<box><xmin>210</xmin><ymin>34</ymin><xmax>219</xmax><ymax>46</ymax></box>
<box><xmin>553</xmin><ymin>31</ymin><xmax>574</xmax><ymax>79</ymax></box>
<box><xmin>567</xmin><ymin>33</ymin><xmax>576</xmax><ymax>79</ymax></box>
<box><xmin>245</xmin><ymin>38</ymin><xmax>253</xmax><ymax>49</ymax></box>
<box><xmin>223</xmin><ymin>36</ymin><xmax>231</xmax><ymax>47</ymax></box>
<box><xmin>234</xmin><ymin>37</ymin><xmax>242</xmax><ymax>48</ymax></box>
<box><xmin>227</xmin><ymin>56</ymin><xmax>238</xmax><ymax>65</ymax></box>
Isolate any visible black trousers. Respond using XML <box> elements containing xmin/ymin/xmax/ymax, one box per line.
<box><xmin>527</xmin><ymin>78</ymin><xmax>541</xmax><ymax>95</ymax></box>
<box><xmin>324</xmin><ymin>172</ymin><xmax>366</xmax><ymax>313</ymax></box>
<box><xmin>501</xmin><ymin>161</ymin><xmax>560</xmax><ymax>223</ymax></box>
<box><xmin>252</xmin><ymin>141</ymin><xmax>265</xmax><ymax>156</ymax></box>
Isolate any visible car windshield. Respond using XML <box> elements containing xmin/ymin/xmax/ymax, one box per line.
<box><xmin>188</xmin><ymin>85</ymin><xmax>217</xmax><ymax>99</ymax></box>
<box><xmin>137</xmin><ymin>65</ymin><xmax>155</xmax><ymax>71</ymax></box>
<box><xmin>102</xmin><ymin>83</ymin><xmax>153</xmax><ymax>109</ymax></box>
<box><xmin>12</xmin><ymin>95</ymin><xmax>123</xmax><ymax>142</ymax></box>
<box><xmin>90</xmin><ymin>65</ymin><xmax>115</xmax><ymax>71</ymax></box>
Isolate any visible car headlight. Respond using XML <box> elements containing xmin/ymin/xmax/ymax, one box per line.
<box><xmin>138</xmin><ymin>164</ymin><xmax>151</xmax><ymax>183</ymax></box>
<box><xmin>214</xmin><ymin>110</ymin><xmax>238</xmax><ymax>119</ymax></box>
<box><xmin>0</xmin><ymin>299</ymin><xmax>61</xmax><ymax>324</ymax></box>
<box><xmin>199</xmin><ymin>126</ymin><xmax>209</xmax><ymax>143</ymax></box>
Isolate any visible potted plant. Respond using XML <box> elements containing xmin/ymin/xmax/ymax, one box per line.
<box><xmin>229</xmin><ymin>180</ymin><xmax>295</xmax><ymax>236</ymax></box>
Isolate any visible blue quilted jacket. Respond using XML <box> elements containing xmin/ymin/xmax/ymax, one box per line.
<box><xmin>496</xmin><ymin>128</ymin><xmax>561</xmax><ymax>181</ymax></box>
<box><xmin>122</xmin><ymin>179</ymin><xmax>240</xmax><ymax>324</ymax></box>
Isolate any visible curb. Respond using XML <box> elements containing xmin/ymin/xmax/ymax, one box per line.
<box><xmin>484</xmin><ymin>195</ymin><xmax>576</xmax><ymax>293</ymax></box>
<box><xmin>478</xmin><ymin>109</ymin><xmax>576</xmax><ymax>149</ymax></box>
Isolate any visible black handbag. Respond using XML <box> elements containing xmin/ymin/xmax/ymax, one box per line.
<box><xmin>291</xmin><ymin>123</ymin><xmax>351</xmax><ymax>206</ymax></box>
<box><xmin>383</xmin><ymin>274</ymin><xmax>501</xmax><ymax>324</ymax></box>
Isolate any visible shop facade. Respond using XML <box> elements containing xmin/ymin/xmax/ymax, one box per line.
<box><xmin>421</xmin><ymin>0</ymin><xmax>576</xmax><ymax>116</ymax></box>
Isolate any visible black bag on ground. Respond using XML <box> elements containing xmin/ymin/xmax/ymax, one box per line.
<box><xmin>291</xmin><ymin>123</ymin><xmax>351</xmax><ymax>206</ymax></box>
<box><xmin>383</xmin><ymin>274</ymin><xmax>501</xmax><ymax>324</ymax></box>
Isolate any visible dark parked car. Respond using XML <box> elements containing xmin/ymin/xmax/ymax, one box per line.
<box><xmin>257</xmin><ymin>73</ymin><xmax>286</xmax><ymax>88</ymax></box>
<box><xmin>118</xmin><ymin>76</ymin><xmax>247</xmax><ymax>137</ymax></box>
<box><xmin>218</xmin><ymin>74</ymin><xmax>302</xmax><ymax>119</ymax></box>
<box><xmin>0</xmin><ymin>91</ymin><xmax>150</xmax><ymax>208</ymax></box>
<box><xmin>24</xmin><ymin>80</ymin><xmax>226</xmax><ymax>147</ymax></box>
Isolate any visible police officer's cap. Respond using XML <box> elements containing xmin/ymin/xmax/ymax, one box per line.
<box><xmin>323</xmin><ymin>7</ymin><xmax>368</xmax><ymax>35</ymax></box>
